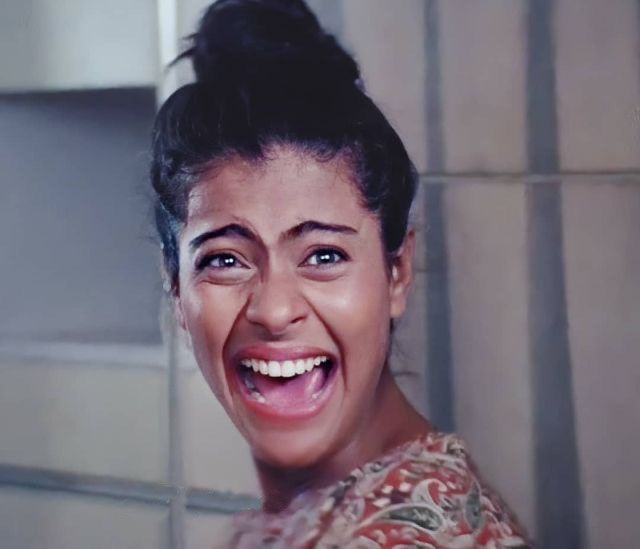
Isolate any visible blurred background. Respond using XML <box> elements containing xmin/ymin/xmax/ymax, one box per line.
<box><xmin>0</xmin><ymin>1</ymin><xmax>638</xmax><ymax>548</ymax></box>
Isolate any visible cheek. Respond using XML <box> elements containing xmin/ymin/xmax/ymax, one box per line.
<box><xmin>181</xmin><ymin>286</ymin><xmax>243</xmax><ymax>395</ymax></box>
<box><xmin>307</xmin><ymin>265</ymin><xmax>391</xmax><ymax>369</ymax></box>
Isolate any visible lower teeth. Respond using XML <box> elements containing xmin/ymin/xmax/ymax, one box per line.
<box><xmin>243</xmin><ymin>371</ymin><xmax>264</xmax><ymax>402</ymax></box>
<box><xmin>242</xmin><ymin>369</ymin><xmax>257</xmax><ymax>391</ymax></box>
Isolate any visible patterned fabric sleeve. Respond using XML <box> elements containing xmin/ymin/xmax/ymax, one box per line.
<box><xmin>314</xmin><ymin>433</ymin><xmax>532</xmax><ymax>548</ymax></box>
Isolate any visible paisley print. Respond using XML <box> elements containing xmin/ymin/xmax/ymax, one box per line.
<box><xmin>226</xmin><ymin>432</ymin><xmax>531</xmax><ymax>548</ymax></box>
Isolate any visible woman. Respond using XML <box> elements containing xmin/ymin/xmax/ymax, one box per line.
<box><xmin>151</xmin><ymin>0</ymin><xmax>530</xmax><ymax>546</ymax></box>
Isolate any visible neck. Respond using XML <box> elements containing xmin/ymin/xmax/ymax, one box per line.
<box><xmin>254</xmin><ymin>368</ymin><xmax>431</xmax><ymax>513</ymax></box>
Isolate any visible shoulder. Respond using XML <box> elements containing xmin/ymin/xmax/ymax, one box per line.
<box><xmin>322</xmin><ymin>432</ymin><xmax>531</xmax><ymax>548</ymax></box>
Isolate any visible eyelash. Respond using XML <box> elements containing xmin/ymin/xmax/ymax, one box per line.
<box><xmin>196</xmin><ymin>252</ymin><xmax>246</xmax><ymax>271</ymax></box>
<box><xmin>303</xmin><ymin>248</ymin><xmax>348</xmax><ymax>267</ymax></box>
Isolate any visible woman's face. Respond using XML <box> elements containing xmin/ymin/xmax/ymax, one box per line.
<box><xmin>175</xmin><ymin>146</ymin><xmax>413</xmax><ymax>468</ymax></box>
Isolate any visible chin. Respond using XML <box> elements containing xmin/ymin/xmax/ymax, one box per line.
<box><xmin>247</xmin><ymin>415</ymin><xmax>339</xmax><ymax>467</ymax></box>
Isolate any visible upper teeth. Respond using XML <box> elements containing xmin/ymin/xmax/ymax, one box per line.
<box><xmin>240</xmin><ymin>356</ymin><xmax>328</xmax><ymax>378</ymax></box>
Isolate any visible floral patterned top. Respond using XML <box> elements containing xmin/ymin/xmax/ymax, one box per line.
<box><xmin>226</xmin><ymin>432</ymin><xmax>531</xmax><ymax>548</ymax></box>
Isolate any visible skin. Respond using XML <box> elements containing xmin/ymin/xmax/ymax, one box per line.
<box><xmin>174</xmin><ymin>145</ymin><xmax>430</xmax><ymax>512</ymax></box>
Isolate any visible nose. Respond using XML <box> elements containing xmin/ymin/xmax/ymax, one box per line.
<box><xmin>244</xmin><ymin>268</ymin><xmax>308</xmax><ymax>336</ymax></box>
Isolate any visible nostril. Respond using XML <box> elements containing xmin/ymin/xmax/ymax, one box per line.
<box><xmin>244</xmin><ymin>280</ymin><xmax>308</xmax><ymax>333</ymax></box>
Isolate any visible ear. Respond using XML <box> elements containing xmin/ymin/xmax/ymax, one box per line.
<box><xmin>172</xmin><ymin>291</ymin><xmax>194</xmax><ymax>351</ymax></box>
<box><xmin>389</xmin><ymin>228</ymin><xmax>416</xmax><ymax>319</ymax></box>
<box><xmin>161</xmin><ymin>263</ymin><xmax>186</xmax><ymax>332</ymax></box>
<box><xmin>174</xmin><ymin>292</ymin><xmax>187</xmax><ymax>331</ymax></box>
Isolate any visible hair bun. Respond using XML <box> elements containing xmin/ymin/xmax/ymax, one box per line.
<box><xmin>184</xmin><ymin>0</ymin><xmax>360</xmax><ymax>89</ymax></box>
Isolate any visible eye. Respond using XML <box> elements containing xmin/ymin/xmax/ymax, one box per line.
<box><xmin>304</xmin><ymin>248</ymin><xmax>348</xmax><ymax>267</ymax></box>
<box><xmin>196</xmin><ymin>252</ymin><xmax>246</xmax><ymax>271</ymax></box>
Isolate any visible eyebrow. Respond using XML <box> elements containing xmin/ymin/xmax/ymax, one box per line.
<box><xmin>282</xmin><ymin>220</ymin><xmax>358</xmax><ymax>241</ymax></box>
<box><xmin>189</xmin><ymin>220</ymin><xmax>357</xmax><ymax>252</ymax></box>
<box><xmin>189</xmin><ymin>224</ymin><xmax>256</xmax><ymax>252</ymax></box>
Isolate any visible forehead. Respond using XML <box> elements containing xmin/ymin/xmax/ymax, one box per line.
<box><xmin>186</xmin><ymin>147</ymin><xmax>371</xmax><ymax>230</ymax></box>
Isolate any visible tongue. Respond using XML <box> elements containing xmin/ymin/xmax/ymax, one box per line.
<box><xmin>252</xmin><ymin>368</ymin><xmax>326</xmax><ymax>408</ymax></box>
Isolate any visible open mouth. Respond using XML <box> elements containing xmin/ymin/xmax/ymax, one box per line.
<box><xmin>236</xmin><ymin>355</ymin><xmax>337</xmax><ymax>413</ymax></box>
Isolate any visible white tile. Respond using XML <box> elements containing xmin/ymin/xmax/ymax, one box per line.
<box><xmin>562</xmin><ymin>180</ymin><xmax>640</xmax><ymax>547</ymax></box>
<box><xmin>0</xmin><ymin>487</ymin><xmax>169</xmax><ymax>549</ymax></box>
<box><xmin>185</xmin><ymin>511</ymin><xmax>235</xmax><ymax>549</ymax></box>
<box><xmin>555</xmin><ymin>0</ymin><xmax>640</xmax><ymax>171</ymax></box>
<box><xmin>343</xmin><ymin>0</ymin><xmax>428</xmax><ymax>172</ymax></box>
<box><xmin>444</xmin><ymin>180</ymin><xmax>535</xmax><ymax>532</ymax></box>
<box><xmin>180</xmin><ymin>368</ymin><xmax>260</xmax><ymax>496</ymax></box>
<box><xmin>439</xmin><ymin>0</ymin><xmax>528</xmax><ymax>173</ymax></box>
<box><xmin>0</xmin><ymin>354</ymin><xmax>169</xmax><ymax>482</ymax></box>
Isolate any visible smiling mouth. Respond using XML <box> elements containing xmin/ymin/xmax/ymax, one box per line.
<box><xmin>236</xmin><ymin>356</ymin><xmax>336</xmax><ymax>411</ymax></box>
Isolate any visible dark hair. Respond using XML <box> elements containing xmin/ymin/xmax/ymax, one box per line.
<box><xmin>151</xmin><ymin>0</ymin><xmax>417</xmax><ymax>293</ymax></box>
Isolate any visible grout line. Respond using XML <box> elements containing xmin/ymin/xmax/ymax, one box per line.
<box><xmin>155</xmin><ymin>0</ymin><xmax>185</xmax><ymax>545</ymax></box>
<box><xmin>423</xmin><ymin>0</ymin><xmax>455</xmax><ymax>432</ymax></box>
<box><xmin>424</xmin><ymin>0</ymin><xmax>445</xmax><ymax>173</ymax></box>
<box><xmin>423</xmin><ymin>183</ymin><xmax>455</xmax><ymax>432</ymax></box>
<box><xmin>526</xmin><ymin>183</ymin><xmax>585</xmax><ymax>548</ymax></box>
<box><xmin>0</xmin><ymin>464</ymin><xmax>259</xmax><ymax>515</ymax></box>
<box><xmin>526</xmin><ymin>0</ymin><xmax>586</xmax><ymax>546</ymax></box>
<box><xmin>0</xmin><ymin>465</ymin><xmax>175</xmax><ymax>507</ymax></box>
<box><xmin>166</xmin><ymin>299</ymin><xmax>186</xmax><ymax>548</ymax></box>
<box><xmin>0</xmin><ymin>341</ymin><xmax>167</xmax><ymax>370</ymax></box>
<box><xmin>417</xmin><ymin>171</ymin><xmax>640</xmax><ymax>184</ymax></box>
<box><xmin>186</xmin><ymin>488</ymin><xmax>260</xmax><ymax>515</ymax></box>
<box><xmin>0</xmin><ymin>86</ymin><xmax>156</xmax><ymax>97</ymax></box>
